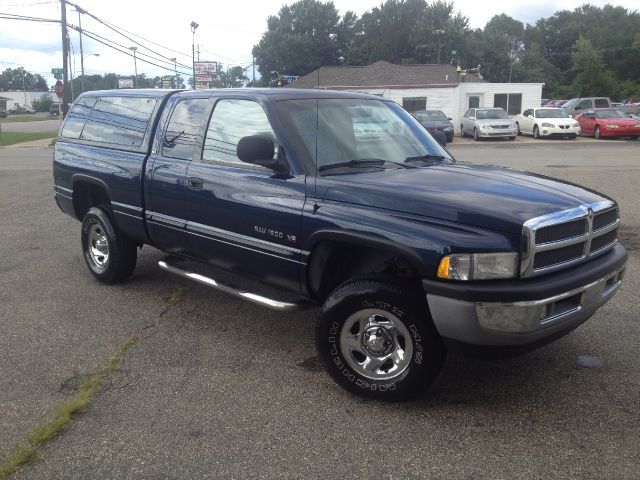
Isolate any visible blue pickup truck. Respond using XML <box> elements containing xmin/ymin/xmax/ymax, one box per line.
<box><xmin>53</xmin><ymin>89</ymin><xmax>627</xmax><ymax>401</ymax></box>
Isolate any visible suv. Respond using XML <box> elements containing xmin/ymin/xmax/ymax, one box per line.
<box><xmin>562</xmin><ymin>97</ymin><xmax>611</xmax><ymax>117</ymax></box>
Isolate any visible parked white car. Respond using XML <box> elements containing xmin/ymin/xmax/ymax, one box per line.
<box><xmin>514</xmin><ymin>107</ymin><xmax>581</xmax><ymax>139</ymax></box>
<box><xmin>460</xmin><ymin>108</ymin><xmax>517</xmax><ymax>141</ymax></box>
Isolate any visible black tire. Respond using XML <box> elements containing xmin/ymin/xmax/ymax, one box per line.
<box><xmin>315</xmin><ymin>277</ymin><xmax>445</xmax><ymax>401</ymax></box>
<box><xmin>460</xmin><ymin>125</ymin><xmax>466</xmax><ymax>138</ymax></box>
<box><xmin>81</xmin><ymin>207</ymin><xmax>137</xmax><ymax>283</ymax></box>
<box><xmin>508</xmin><ymin>136</ymin><xmax>516</xmax><ymax>140</ymax></box>
<box><xmin>630</xmin><ymin>136</ymin><xmax>639</xmax><ymax>140</ymax></box>
<box><xmin>533</xmin><ymin>125</ymin><xmax>540</xmax><ymax>139</ymax></box>
<box><xmin>516</xmin><ymin>122</ymin><xmax>521</xmax><ymax>135</ymax></box>
<box><xmin>473</xmin><ymin>128</ymin><xmax>479</xmax><ymax>141</ymax></box>
<box><xmin>594</xmin><ymin>126</ymin><xmax>601</xmax><ymax>139</ymax></box>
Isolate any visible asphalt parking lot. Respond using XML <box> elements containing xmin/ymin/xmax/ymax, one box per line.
<box><xmin>1</xmin><ymin>140</ymin><xmax>639</xmax><ymax>479</ymax></box>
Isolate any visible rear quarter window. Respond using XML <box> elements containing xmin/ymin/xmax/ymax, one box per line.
<box><xmin>80</xmin><ymin>97</ymin><xmax>157</xmax><ymax>148</ymax></box>
<box><xmin>60</xmin><ymin>96</ymin><xmax>97</xmax><ymax>139</ymax></box>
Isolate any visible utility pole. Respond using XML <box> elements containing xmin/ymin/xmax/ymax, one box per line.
<box><xmin>190</xmin><ymin>21</ymin><xmax>199</xmax><ymax>90</ymax></box>
<box><xmin>129</xmin><ymin>47</ymin><xmax>138</xmax><ymax>88</ymax></box>
<box><xmin>60</xmin><ymin>0</ymin><xmax>70</xmax><ymax>117</ymax></box>
<box><xmin>170</xmin><ymin>57</ymin><xmax>177</xmax><ymax>88</ymax></box>
<box><xmin>77</xmin><ymin>6</ymin><xmax>85</xmax><ymax>94</ymax></box>
<box><xmin>252</xmin><ymin>56</ymin><xmax>255</xmax><ymax>86</ymax></box>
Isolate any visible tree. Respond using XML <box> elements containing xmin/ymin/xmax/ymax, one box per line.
<box><xmin>211</xmin><ymin>66</ymin><xmax>249</xmax><ymax>88</ymax></box>
<box><xmin>0</xmin><ymin>67</ymin><xmax>48</xmax><ymax>91</ymax></box>
<box><xmin>252</xmin><ymin>0</ymin><xmax>352</xmax><ymax>79</ymax></box>
<box><xmin>410</xmin><ymin>1</ymin><xmax>472</xmax><ymax>65</ymax></box>
<box><xmin>566</xmin><ymin>36</ymin><xmax>616</xmax><ymax>97</ymax></box>
<box><xmin>31</xmin><ymin>95</ymin><xmax>53</xmax><ymax>112</ymax></box>
<box><xmin>345</xmin><ymin>0</ymin><xmax>426</xmax><ymax>65</ymax></box>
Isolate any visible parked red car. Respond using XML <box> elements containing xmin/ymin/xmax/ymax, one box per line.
<box><xmin>576</xmin><ymin>108</ymin><xmax>640</xmax><ymax>139</ymax></box>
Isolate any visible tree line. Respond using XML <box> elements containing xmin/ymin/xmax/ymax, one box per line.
<box><xmin>252</xmin><ymin>0</ymin><xmax>640</xmax><ymax>100</ymax></box>
<box><xmin>0</xmin><ymin>68</ymin><xmax>48</xmax><ymax>92</ymax></box>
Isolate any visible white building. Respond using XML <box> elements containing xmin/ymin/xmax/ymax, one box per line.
<box><xmin>289</xmin><ymin>61</ymin><xmax>543</xmax><ymax>134</ymax></box>
<box><xmin>0</xmin><ymin>91</ymin><xmax>56</xmax><ymax>111</ymax></box>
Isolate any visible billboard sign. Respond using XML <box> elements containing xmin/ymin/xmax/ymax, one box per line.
<box><xmin>118</xmin><ymin>79</ymin><xmax>134</xmax><ymax>89</ymax></box>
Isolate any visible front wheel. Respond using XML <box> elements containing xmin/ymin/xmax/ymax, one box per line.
<box><xmin>315</xmin><ymin>277</ymin><xmax>445</xmax><ymax>401</ymax></box>
<box><xmin>460</xmin><ymin>125</ymin><xmax>466</xmax><ymax>138</ymax></box>
<box><xmin>595</xmin><ymin>126</ymin><xmax>601</xmax><ymax>139</ymax></box>
<box><xmin>516</xmin><ymin>122</ymin><xmax>521</xmax><ymax>135</ymax></box>
<box><xmin>533</xmin><ymin>125</ymin><xmax>540</xmax><ymax>139</ymax></box>
<box><xmin>81</xmin><ymin>207</ymin><xmax>137</xmax><ymax>283</ymax></box>
<box><xmin>473</xmin><ymin>128</ymin><xmax>479</xmax><ymax>141</ymax></box>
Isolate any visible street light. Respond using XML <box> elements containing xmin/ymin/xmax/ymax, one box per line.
<box><xmin>170</xmin><ymin>57</ymin><xmax>178</xmax><ymax>88</ymax></box>
<box><xmin>129</xmin><ymin>46</ymin><xmax>138</xmax><ymax>88</ymax></box>
<box><xmin>190</xmin><ymin>21</ymin><xmax>199</xmax><ymax>90</ymax></box>
<box><xmin>433</xmin><ymin>29</ymin><xmax>445</xmax><ymax>64</ymax></box>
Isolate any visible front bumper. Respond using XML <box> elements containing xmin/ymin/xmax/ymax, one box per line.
<box><xmin>540</xmin><ymin>125</ymin><xmax>580</xmax><ymax>137</ymax></box>
<box><xmin>478</xmin><ymin>127</ymin><xmax>518</xmax><ymax>138</ymax></box>
<box><xmin>423</xmin><ymin>244</ymin><xmax>627</xmax><ymax>347</ymax></box>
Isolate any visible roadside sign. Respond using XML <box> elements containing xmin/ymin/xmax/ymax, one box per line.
<box><xmin>54</xmin><ymin>80</ymin><xmax>64</xmax><ymax>99</ymax></box>
<box><xmin>51</xmin><ymin>68</ymin><xmax>63</xmax><ymax>80</ymax></box>
<box><xmin>118</xmin><ymin>79</ymin><xmax>134</xmax><ymax>89</ymax></box>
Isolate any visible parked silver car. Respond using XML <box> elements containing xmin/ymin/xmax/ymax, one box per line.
<box><xmin>460</xmin><ymin>107</ymin><xmax>518</xmax><ymax>140</ymax></box>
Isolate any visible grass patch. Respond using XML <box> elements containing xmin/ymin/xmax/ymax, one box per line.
<box><xmin>0</xmin><ymin>132</ymin><xmax>57</xmax><ymax>146</ymax></box>
<box><xmin>0</xmin><ymin>336</ymin><xmax>140</xmax><ymax>479</ymax></box>
<box><xmin>1</xmin><ymin>115</ymin><xmax>54</xmax><ymax>123</ymax></box>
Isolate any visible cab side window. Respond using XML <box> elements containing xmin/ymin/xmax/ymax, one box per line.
<box><xmin>577</xmin><ymin>99</ymin><xmax>592</xmax><ymax>110</ymax></box>
<box><xmin>162</xmin><ymin>98</ymin><xmax>209</xmax><ymax>160</ymax></box>
<box><xmin>523</xmin><ymin>109</ymin><xmax>532</xmax><ymax>117</ymax></box>
<box><xmin>202</xmin><ymin>99</ymin><xmax>275</xmax><ymax>165</ymax></box>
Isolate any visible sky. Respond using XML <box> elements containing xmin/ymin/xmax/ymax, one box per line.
<box><xmin>0</xmin><ymin>0</ymin><xmax>638</xmax><ymax>88</ymax></box>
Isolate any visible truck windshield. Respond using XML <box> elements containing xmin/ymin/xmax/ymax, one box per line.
<box><xmin>274</xmin><ymin>98</ymin><xmax>451</xmax><ymax>174</ymax></box>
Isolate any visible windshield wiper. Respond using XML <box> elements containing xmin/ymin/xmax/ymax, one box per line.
<box><xmin>319</xmin><ymin>158</ymin><xmax>416</xmax><ymax>172</ymax></box>
<box><xmin>405</xmin><ymin>154</ymin><xmax>449</xmax><ymax>164</ymax></box>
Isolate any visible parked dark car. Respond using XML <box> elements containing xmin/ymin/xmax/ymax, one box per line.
<box><xmin>412</xmin><ymin>110</ymin><xmax>454</xmax><ymax>142</ymax></box>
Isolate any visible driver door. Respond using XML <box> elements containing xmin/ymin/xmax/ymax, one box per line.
<box><xmin>182</xmin><ymin>97</ymin><xmax>306</xmax><ymax>292</ymax></box>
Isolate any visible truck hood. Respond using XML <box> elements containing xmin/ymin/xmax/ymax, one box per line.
<box><xmin>317</xmin><ymin>162</ymin><xmax>608</xmax><ymax>235</ymax></box>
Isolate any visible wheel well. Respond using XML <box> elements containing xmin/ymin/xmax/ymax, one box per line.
<box><xmin>307</xmin><ymin>241</ymin><xmax>420</xmax><ymax>301</ymax></box>
<box><xmin>73</xmin><ymin>181</ymin><xmax>110</xmax><ymax>220</ymax></box>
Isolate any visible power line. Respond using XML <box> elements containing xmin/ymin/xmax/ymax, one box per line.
<box><xmin>0</xmin><ymin>1</ymin><xmax>57</xmax><ymax>7</ymax></box>
<box><xmin>78</xmin><ymin>28</ymin><xmax>192</xmax><ymax>76</ymax></box>
<box><xmin>71</xmin><ymin>25</ymin><xmax>192</xmax><ymax>75</ymax></box>
<box><xmin>67</xmin><ymin>2</ymin><xmax>192</xmax><ymax>69</ymax></box>
<box><xmin>0</xmin><ymin>11</ymin><xmax>59</xmax><ymax>22</ymax></box>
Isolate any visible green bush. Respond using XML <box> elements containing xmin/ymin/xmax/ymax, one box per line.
<box><xmin>31</xmin><ymin>95</ymin><xmax>53</xmax><ymax>113</ymax></box>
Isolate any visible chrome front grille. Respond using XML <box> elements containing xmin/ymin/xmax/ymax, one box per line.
<box><xmin>521</xmin><ymin>200</ymin><xmax>619</xmax><ymax>277</ymax></box>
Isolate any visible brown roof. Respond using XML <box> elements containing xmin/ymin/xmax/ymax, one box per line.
<box><xmin>288</xmin><ymin>61</ymin><xmax>481</xmax><ymax>89</ymax></box>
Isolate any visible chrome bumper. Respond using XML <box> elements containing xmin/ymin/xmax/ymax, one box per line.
<box><xmin>427</xmin><ymin>265</ymin><xmax>625</xmax><ymax>346</ymax></box>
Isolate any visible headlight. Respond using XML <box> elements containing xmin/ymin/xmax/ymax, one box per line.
<box><xmin>481</xmin><ymin>124</ymin><xmax>490</xmax><ymax>130</ymax></box>
<box><xmin>437</xmin><ymin>252</ymin><xmax>519</xmax><ymax>280</ymax></box>
<box><xmin>444</xmin><ymin>127</ymin><xmax>453</xmax><ymax>131</ymax></box>
<box><xmin>605</xmin><ymin>124</ymin><xmax>619</xmax><ymax>128</ymax></box>
<box><xmin>541</xmin><ymin>122</ymin><xmax>554</xmax><ymax>128</ymax></box>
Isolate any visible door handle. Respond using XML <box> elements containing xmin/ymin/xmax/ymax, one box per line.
<box><xmin>187</xmin><ymin>177</ymin><xmax>204</xmax><ymax>190</ymax></box>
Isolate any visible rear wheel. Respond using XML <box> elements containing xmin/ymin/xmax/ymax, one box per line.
<box><xmin>81</xmin><ymin>207</ymin><xmax>137</xmax><ymax>283</ymax></box>
<box><xmin>315</xmin><ymin>277</ymin><xmax>445</xmax><ymax>401</ymax></box>
<box><xmin>595</xmin><ymin>126</ymin><xmax>601</xmax><ymax>139</ymax></box>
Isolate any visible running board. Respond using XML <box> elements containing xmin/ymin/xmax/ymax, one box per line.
<box><xmin>158</xmin><ymin>258</ymin><xmax>310</xmax><ymax>311</ymax></box>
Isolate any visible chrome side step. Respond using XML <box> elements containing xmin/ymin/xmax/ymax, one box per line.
<box><xmin>158</xmin><ymin>258</ymin><xmax>310</xmax><ymax>311</ymax></box>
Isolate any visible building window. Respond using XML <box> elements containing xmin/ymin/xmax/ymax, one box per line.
<box><xmin>468</xmin><ymin>96</ymin><xmax>481</xmax><ymax>109</ymax></box>
<box><xmin>494</xmin><ymin>93</ymin><xmax>522</xmax><ymax>115</ymax></box>
<box><xmin>402</xmin><ymin>97</ymin><xmax>426</xmax><ymax>113</ymax></box>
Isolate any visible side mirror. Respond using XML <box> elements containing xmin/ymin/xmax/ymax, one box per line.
<box><xmin>527</xmin><ymin>115</ymin><xmax>533</xmax><ymax>119</ymax></box>
<box><xmin>237</xmin><ymin>135</ymin><xmax>289</xmax><ymax>174</ymax></box>
<box><xmin>575</xmin><ymin>106</ymin><xmax>581</xmax><ymax>111</ymax></box>
<box><xmin>447</xmin><ymin>117</ymin><xmax>452</xmax><ymax>120</ymax></box>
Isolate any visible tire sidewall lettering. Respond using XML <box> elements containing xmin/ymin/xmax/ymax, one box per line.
<box><xmin>325</xmin><ymin>296</ymin><xmax>421</xmax><ymax>391</ymax></box>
